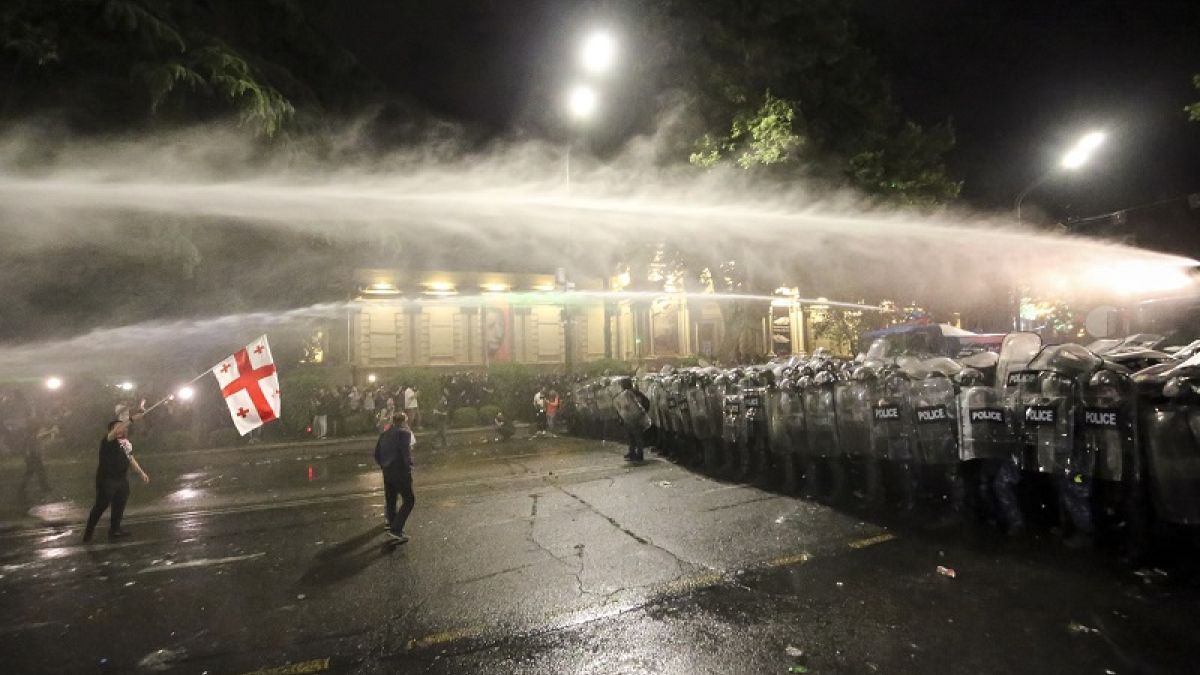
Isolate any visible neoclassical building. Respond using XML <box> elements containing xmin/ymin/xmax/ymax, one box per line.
<box><xmin>342</xmin><ymin>268</ymin><xmax>869</xmax><ymax>372</ymax></box>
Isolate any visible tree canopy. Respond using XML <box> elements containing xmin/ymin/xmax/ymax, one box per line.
<box><xmin>0</xmin><ymin>0</ymin><xmax>372</xmax><ymax>135</ymax></box>
<box><xmin>649</xmin><ymin>0</ymin><xmax>960</xmax><ymax>206</ymax></box>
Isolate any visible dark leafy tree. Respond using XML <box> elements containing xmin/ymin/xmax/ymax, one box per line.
<box><xmin>0</xmin><ymin>0</ymin><xmax>372</xmax><ymax>135</ymax></box>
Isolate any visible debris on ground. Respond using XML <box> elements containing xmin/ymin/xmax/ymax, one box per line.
<box><xmin>1067</xmin><ymin>621</ymin><xmax>1101</xmax><ymax>635</ymax></box>
<box><xmin>785</xmin><ymin>646</ymin><xmax>804</xmax><ymax>657</ymax></box>
<box><xmin>658</xmin><ymin>481</ymin><xmax>673</xmax><ymax>488</ymax></box>
<box><xmin>788</xmin><ymin>667</ymin><xmax>809</xmax><ymax>674</ymax></box>
<box><xmin>137</xmin><ymin>648</ymin><xmax>187</xmax><ymax>672</ymax></box>
<box><xmin>936</xmin><ymin>565</ymin><xmax>957</xmax><ymax>579</ymax></box>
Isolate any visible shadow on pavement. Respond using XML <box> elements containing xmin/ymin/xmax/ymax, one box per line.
<box><xmin>296</xmin><ymin>525</ymin><xmax>394</xmax><ymax>590</ymax></box>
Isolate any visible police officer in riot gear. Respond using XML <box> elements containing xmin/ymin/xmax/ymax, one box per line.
<box><xmin>804</xmin><ymin>369</ymin><xmax>845</xmax><ymax>502</ymax></box>
<box><xmin>957</xmin><ymin>367</ymin><xmax>1025</xmax><ymax>535</ymax></box>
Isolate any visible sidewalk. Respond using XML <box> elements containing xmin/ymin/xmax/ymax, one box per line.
<box><xmin>0</xmin><ymin>423</ymin><xmax>531</xmax><ymax>469</ymax></box>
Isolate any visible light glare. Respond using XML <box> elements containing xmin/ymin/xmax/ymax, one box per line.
<box><xmin>45</xmin><ymin>376</ymin><xmax>63</xmax><ymax>391</ymax></box>
<box><xmin>580</xmin><ymin>32</ymin><xmax>616</xmax><ymax>75</ymax></box>
<box><xmin>1061</xmin><ymin>130</ymin><xmax>1106</xmax><ymax>170</ymax></box>
<box><xmin>568</xmin><ymin>85</ymin><xmax>597</xmax><ymax>120</ymax></box>
<box><xmin>177</xmin><ymin>386</ymin><xmax>195</xmax><ymax>401</ymax></box>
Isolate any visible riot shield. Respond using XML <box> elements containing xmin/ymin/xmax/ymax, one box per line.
<box><xmin>834</xmin><ymin>379</ymin><xmax>873</xmax><ymax>458</ymax></box>
<box><xmin>912</xmin><ymin>376</ymin><xmax>959</xmax><ymax>466</ymax></box>
<box><xmin>687</xmin><ymin>378</ymin><xmax>717</xmax><ymax>441</ymax></box>
<box><xmin>871</xmin><ymin>377</ymin><xmax>916</xmax><ymax>463</ymax></box>
<box><xmin>958</xmin><ymin>385</ymin><xmax>1016</xmax><ymax>462</ymax></box>
<box><xmin>996</xmin><ymin>332</ymin><xmax>1044</xmax><ymax>393</ymax></box>
<box><xmin>671</xmin><ymin>377</ymin><xmax>693</xmax><ymax>441</ymax></box>
<box><xmin>721</xmin><ymin>384</ymin><xmax>741</xmax><ymax>446</ymax></box>
<box><xmin>803</xmin><ymin>383</ymin><xmax>837</xmax><ymax>458</ymax></box>
<box><xmin>1020</xmin><ymin>344</ymin><xmax>1101</xmax><ymax>474</ymax></box>
<box><xmin>766</xmin><ymin>386</ymin><xmax>790</xmax><ymax>455</ymax></box>
<box><xmin>1079</xmin><ymin>372</ymin><xmax>1136</xmax><ymax>484</ymax></box>
<box><xmin>782</xmin><ymin>385</ymin><xmax>807</xmax><ymax>455</ymax></box>
<box><xmin>1140</xmin><ymin>377</ymin><xmax>1200</xmax><ymax>525</ymax></box>
<box><xmin>614</xmin><ymin>388</ymin><xmax>650</xmax><ymax>430</ymax></box>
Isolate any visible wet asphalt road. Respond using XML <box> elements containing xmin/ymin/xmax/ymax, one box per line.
<box><xmin>1</xmin><ymin>433</ymin><xmax>1197</xmax><ymax>675</ymax></box>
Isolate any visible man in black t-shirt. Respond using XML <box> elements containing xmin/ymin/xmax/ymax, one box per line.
<box><xmin>83</xmin><ymin>411</ymin><xmax>151</xmax><ymax>543</ymax></box>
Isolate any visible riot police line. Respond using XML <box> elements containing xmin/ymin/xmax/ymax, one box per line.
<box><xmin>568</xmin><ymin>334</ymin><xmax>1200</xmax><ymax>556</ymax></box>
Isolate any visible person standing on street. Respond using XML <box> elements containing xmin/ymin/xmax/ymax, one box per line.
<box><xmin>614</xmin><ymin>378</ymin><xmax>652</xmax><ymax>462</ymax></box>
<box><xmin>2</xmin><ymin>390</ymin><xmax>52</xmax><ymax>502</ymax></box>
<box><xmin>311</xmin><ymin>389</ymin><xmax>329</xmax><ymax>439</ymax></box>
<box><xmin>375</xmin><ymin>412</ymin><xmax>415</xmax><ymax>543</ymax></box>
<box><xmin>533</xmin><ymin>388</ymin><xmax>548</xmax><ymax>436</ymax></box>
<box><xmin>83</xmin><ymin>408</ymin><xmax>150</xmax><ymax>542</ymax></box>
<box><xmin>430</xmin><ymin>394</ymin><xmax>449</xmax><ymax>447</ymax></box>
<box><xmin>545</xmin><ymin>390</ymin><xmax>561</xmax><ymax>434</ymax></box>
<box><xmin>403</xmin><ymin>385</ymin><xmax>420</xmax><ymax>429</ymax></box>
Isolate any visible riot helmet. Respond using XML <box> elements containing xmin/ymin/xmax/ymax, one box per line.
<box><xmin>956</xmin><ymin>367</ymin><xmax>984</xmax><ymax>387</ymax></box>
<box><xmin>852</xmin><ymin>365</ymin><xmax>877</xmax><ymax>382</ymax></box>
<box><xmin>1088</xmin><ymin>369</ymin><xmax>1123</xmax><ymax>393</ymax></box>
<box><xmin>1038</xmin><ymin>371</ymin><xmax>1074</xmax><ymax>398</ymax></box>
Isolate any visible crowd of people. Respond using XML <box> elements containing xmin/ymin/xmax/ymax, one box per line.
<box><xmin>308</xmin><ymin>372</ymin><xmax>579</xmax><ymax>445</ymax></box>
<box><xmin>308</xmin><ymin>383</ymin><xmax>421</xmax><ymax>439</ymax></box>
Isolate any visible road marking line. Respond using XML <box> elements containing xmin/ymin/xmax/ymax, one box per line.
<box><xmin>406</xmin><ymin>627</ymin><xmax>479</xmax><ymax>650</ymax></box>
<box><xmin>847</xmin><ymin>532</ymin><xmax>897</xmax><ymax>549</ymax></box>
<box><xmin>766</xmin><ymin>552</ymin><xmax>813</xmax><ymax>567</ymax></box>
<box><xmin>665</xmin><ymin>572</ymin><xmax>725</xmax><ymax>592</ymax></box>
<box><xmin>236</xmin><ymin>657</ymin><xmax>330</xmax><ymax>675</ymax></box>
<box><xmin>137</xmin><ymin>552</ymin><xmax>265</xmax><ymax>574</ymax></box>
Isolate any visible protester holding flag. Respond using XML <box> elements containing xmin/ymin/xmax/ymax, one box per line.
<box><xmin>83</xmin><ymin>406</ymin><xmax>150</xmax><ymax>542</ymax></box>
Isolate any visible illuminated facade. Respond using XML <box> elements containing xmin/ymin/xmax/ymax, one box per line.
<box><xmin>346</xmin><ymin>269</ymin><xmax>876</xmax><ymax>371</ymax></box>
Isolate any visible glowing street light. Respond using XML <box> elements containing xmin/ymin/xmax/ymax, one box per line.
<box><xmin>118</xmin><ymin>381</ymin><xmax>135</xmax><ymax>391</ymax></box>
<box><xmin>45</xmin><ymin>376</ymin><xmax>63</xmax><ymax>391</ymax></box>
<box><xmin>567</xmin><ymin>84</ymin><xmax>598</xmax><ymax>121</ymax></box>
<box><xmin>367</xmin><ymin>373</ymin><xmax>378</xmax><ymax>384</ymax></box>
<box><xmin>176</xmin><ymin>386</ymin><xmax>195</xmax><ymax>401</ymax></box>
<box><xmin>1060</xmin><ymin>131</ymin><xmax>1106</xmax><ymax>170</ymax></box>
<box><xmin>1016</xmin><ymin>129</ymin><xmax>1108</xmax><ymax>222</ymax></box>
<box><xmin>580</xmin><ymin>31</ymin><xmax>616</xmax><ymax>75</ymax></box>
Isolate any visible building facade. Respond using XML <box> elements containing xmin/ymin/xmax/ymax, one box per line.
<box><xmin>344</xmin><ymin>269</ymin><xmax>873</xmax><ymax>373</ymax></box>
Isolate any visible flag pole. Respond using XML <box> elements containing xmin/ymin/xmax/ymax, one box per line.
<box><xmin>142</xmin><ymin>370</ymin><xmax>211</xmax><ymax>415</ymax></box>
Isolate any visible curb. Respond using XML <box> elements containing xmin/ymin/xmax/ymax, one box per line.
<box><xmin>0</xmin><ymin>423</ymin><xmax>532</xmax><ymax>468</ymax></box>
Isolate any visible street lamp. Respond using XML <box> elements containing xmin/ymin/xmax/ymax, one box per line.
<box><xmin>567</xmin><ymin>84</ymin><xmax>597</xmax><ymax>120</ymax></box>
<box><xmin>176</xmin><ymin>386</ymin><xmax>195</xmax><ymax>401</ymax></box>
<box><xmin>1060</xmin><ymin>131</ymin><xmax>1106</xmax><ymax>170</ymax></box>
<box><xmin>580</xmin><ymin>31</ymin><xmax>616</xmax><ymax>75</ymax></box>
<box><xmin>1015</xmin><ymin>130</ymin><xmax>1107</xmax><ymax>222</ymax></box>
<box><xmin>45</xmin><ymin>376</ymin><xmax>63</xmax><ymax>391</ymax></box>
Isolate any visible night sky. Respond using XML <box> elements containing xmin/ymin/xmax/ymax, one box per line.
<box><xmin>329</xmin><ymin>1</ymin><xmax>1200</xmax><ymax>229</ymax></box>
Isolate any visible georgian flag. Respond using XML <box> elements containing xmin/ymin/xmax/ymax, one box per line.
<box><xmin>212</xmin><ymin>335</ymin><xmax>281</xmax><ymax>435</ymax></box>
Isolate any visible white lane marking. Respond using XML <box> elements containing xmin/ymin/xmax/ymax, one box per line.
<box><xmin>0</xmin><ymin>621</ymin><xmax>55</xmax><ymax>636</ymax></box>
<box><xmin>137</xmin><ymin>552</ymin><xmax>265</xmax><ymax>574</ymax></box>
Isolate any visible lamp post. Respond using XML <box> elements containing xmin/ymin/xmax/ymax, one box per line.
<box><xmin>1015</xmin><ymin>130</ymin><xmax>1107</xmax><ymax>222</ymax></box>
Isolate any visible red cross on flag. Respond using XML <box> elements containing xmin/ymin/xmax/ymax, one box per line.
<box><xmin>211</xmin><ymin>335</ymin><xmax>281</xmax><ymax>436</ymax></box>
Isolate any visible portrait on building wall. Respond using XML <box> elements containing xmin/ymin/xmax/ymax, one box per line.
<box><xmin>652</xmin><ymin>299</ymin><xmax>680</xmax><ymax>355</ymax></box>
<box><xmin>485</xmin><ymin>304</ymin><xmax>512</xmax><ymax>362</ymax></box>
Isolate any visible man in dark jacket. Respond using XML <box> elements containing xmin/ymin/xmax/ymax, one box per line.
<box><xmin>375</xmin><ymin>412</ymin><xmax>415</xmax><ymax>543</ymax></box>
